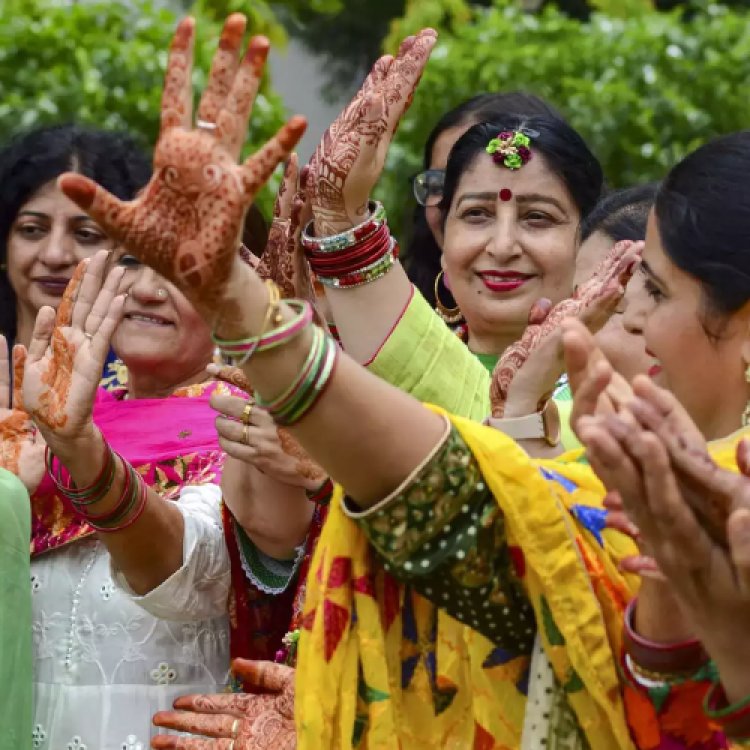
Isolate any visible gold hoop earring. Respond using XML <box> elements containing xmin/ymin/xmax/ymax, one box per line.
<box><xmin>434</xmin><ymin>270</ymin><xmax>462</xmax><ymax>324</ymax></box>
<box><xmin>743</xmin><ymin>363</ymin><xmax>750</xmax><ymax>427</ymax></box>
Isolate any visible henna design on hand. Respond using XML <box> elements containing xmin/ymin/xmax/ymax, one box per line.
<box><xmin>307</xmin><ymin>29</ymin><xmax>437</xmax><ymax>235</ymax></box>
<box><xmin>0</xmin><ymin>343</ymin><xmax>44</xmax><ymax>487</ymax></box>
<box><xmin>151</xmin><ymin>660</ymin><xmax>296</xmax><ymax>749</ymax></box>
<box><xmin>490</xmin><ymin>240</ymin><xmax>642</xmax><ymax>417</ymax></box>
<box><xmin>277</xmin><ymin>428</ymin><xmax>327</xmax><ymax>484</ymax></box>
<box><xmin>208</xmin><ymin>363</ymin><xmax>252</xmax><ymax>394</ymax></box>
<box><xmin>58</xmin><ymin>15</ymin><xmax>306</xmax><ymax>325</ymax></box>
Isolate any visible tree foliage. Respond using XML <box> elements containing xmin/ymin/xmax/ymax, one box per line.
<box><xmin>376</xmin><ymin>0</ymin><xmax>750</xmax><ymax>236</ymax></box>
<box><xmin>0</xmin><ymin>0</ymin><xmax>287</xmax><ymax>212</ymax></box>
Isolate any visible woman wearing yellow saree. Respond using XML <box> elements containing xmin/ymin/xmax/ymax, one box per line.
<box><xmin>58</xmin><ymin>20</ymin><xmax>745</xmax><ymax>750</ymax></box>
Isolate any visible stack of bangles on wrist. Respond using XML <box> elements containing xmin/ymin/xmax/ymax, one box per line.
<box><xmin>46</xmin><ymin>441</ymin><xmax>147</xmax><ymax>533</ymax></box>
<box><xmin>212</xmin><ymin>284</ymin><xmax>339</xmax><ymax>427</ymax></box>
<box><xmin>622</xmin><ymin>598</ymin><xmax>709</xmax><ymax>686</ymax></box>
<box><xmin>704</xmin><ymin>681</ymin><xmax>750</xmax><ymax>743</ymax></box>
<box><xmin>301</xmin><ymin>200</ymin><xmax>398</xmax><ymax>288</ymax></box>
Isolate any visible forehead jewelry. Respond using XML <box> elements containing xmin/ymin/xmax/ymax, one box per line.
<box><xmin>499</xmin><ymin>188</ymin><xmax>513</xmax><ymax>202</ymax></box>
<box><xmin>486</xmin><ymin>129</ymin><xmax>535</xmax><ymax>170</ymax></box>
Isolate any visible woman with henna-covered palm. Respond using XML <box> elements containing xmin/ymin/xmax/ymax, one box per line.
<box><xmin>0</xmin><ymin>16</ymin><xmax>312</xmax><ymax>749</ymax></box>
<box><xmin>58</xmin><ymin>21</ymin><xmax>748</xmax><ymax>748</ymax></box>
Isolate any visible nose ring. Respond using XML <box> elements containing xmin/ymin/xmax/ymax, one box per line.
<box><xmin>155</xmin><ymin>288</ymin><xmax>167</xmax><ymax>300</ymax></box>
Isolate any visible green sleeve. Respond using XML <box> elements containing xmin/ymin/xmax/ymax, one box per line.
<box><xmin>344</xmin><ymin>427</ymin><xmax>535</xmax><ymax>655</ymax></box>
<box><xmin>0</xmin><ymin>469</ymin><xmax>32</xmax><ymax>750</ymax></box>
<box><xmin>366</xmin><ymin>289</ymin><xmax>491</xmax><ymax>421</ymax></box>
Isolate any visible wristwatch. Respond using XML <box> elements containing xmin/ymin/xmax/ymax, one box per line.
<box><xmin>484</xmin><ymin>399</ymin><xmax>561</xmax><ymax>447</ymax></box>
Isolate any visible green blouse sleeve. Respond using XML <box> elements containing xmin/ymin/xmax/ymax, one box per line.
<box><xmin>0</xmin><ymin>469</ymin><xmax>32</xmax><ymax>750</ymax></box>
<box><xmin>343</xmin><ymin>426</ymin><xmax>536</xmax><ymax>656</ymax></box>
<box><xmin>366</xmin><ymin>289</ymin><xmax>491</xmax><ymax>421</ymax></box>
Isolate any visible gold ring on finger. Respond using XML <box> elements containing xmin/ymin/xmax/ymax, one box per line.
<box><xmin>227</xmin><ymin>741</ymin><xmax>235</xmax><ymax>750</ymax></box>
<box><xmin>241</xmin><ymin>400</ymin><xmax>254</xmax><ymax>425</ymax></box>
<box><xmin>231</xmin><ymin>718</ymin><xmax>240</xmax><ymax>738</ymax></box>
<box><xmin>242</xmin><ymin>424</ymin><xmax>251</xmax><ymax>446</ymax></box>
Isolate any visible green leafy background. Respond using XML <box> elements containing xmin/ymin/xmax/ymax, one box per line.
<box><xmin>4</xmin><ymin>0</ymin><xmax>750</xmax><ymax>235</ymax></box>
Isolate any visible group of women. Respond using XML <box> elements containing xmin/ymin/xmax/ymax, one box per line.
<box><xmin>1</xmin><ymin>10</ymin><xmax>750</xmax><ymax>750</ymax></box>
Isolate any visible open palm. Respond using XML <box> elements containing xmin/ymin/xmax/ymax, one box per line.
<box><xmin>23</xmin><ymin>252</ymin><xmax>125</xmax><ymax>449</ymax></box>
<box><xmin>58</xmin><ymin>14</ymin><xmax>306</xmax><ymax>324</ymax></box>
<box><xmin>0</xmin><ymin>337</ymin><xmax>45</xmax><ymax>492</ymax></box>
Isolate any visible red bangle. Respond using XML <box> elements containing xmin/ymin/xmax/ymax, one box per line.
<box><xmin>623</xmin><ymin>597</ymin><xmax>708</xmax><ymax>674</ymax></box>
<box><xmin>704</xmin><ymin>681</ymin><xmax>750</xmax><ymax>739</ymax></box>
<box><xmin>306</xmin><ymin>478</ymin><xmax>334</xmax><ymax>505</ymax></box>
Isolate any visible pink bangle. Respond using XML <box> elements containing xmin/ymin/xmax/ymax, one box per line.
<box><xmin>623</xmin><ymin>597</ymin><xmax>708</xmax><ymax>675</ymax></box>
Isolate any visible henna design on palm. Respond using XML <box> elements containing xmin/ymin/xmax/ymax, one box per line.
<box><xmin>0</xmin><ymin>339</ymin><xmax>46</xmax><ymax>492</ymax></box>
<box><xmin>152</xmin><ymin>659</ymin><xmax>296</xmax><ymax>749</ymax></box>
<box><xmin>490</xmin><ymin>240</ymin><xmax>642</xmax><ymax>417</ymax></box>
<box><xmin>307</xmin><ymin>29</ymin><xmax>437</xmax><ymax>236</ymax></box>
<box><xmin>23</xmin><ymin>253</ymin><xmax>126</xmax><ymax>450</ymax></box>
<box><xmin>58</xmin><ymin>14</ymin><xmax>306</xmax><ymax>324</ymax></box>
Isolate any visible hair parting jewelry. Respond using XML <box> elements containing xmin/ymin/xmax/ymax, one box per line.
<box><xmin>486</xmin><ymin>130</ymin><xmax>534</xmax><ymax>171</ymax></box>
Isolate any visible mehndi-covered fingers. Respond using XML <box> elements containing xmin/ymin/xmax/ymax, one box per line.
<box><xmin>151</xmin><ymin>736</ymin><xmax>236</xmax><ymax>749</ymax></box>
<box><xmin>57</xmin><ymin>174</ymin><xmax>137</xmax><ymax>248</ymax></box>
<box><xmin>160</xmin><ymin>17</ymin><xmax>196</xmax><ymax>134</ymax></box>
<box><xmin>154</xmin><ymin>709</ymin><xmax>251</xmax><ymax>738</ymax></box>
<box><xmin>385</xmin><ymin>29</ymin><xmax>437</xmax><ymax>129</ymax></box>
<box><xmin>217</xmin><ymin>35</ymin><xmax>271</xmax><ymax>160</ymax></box>
<box><xmin>54</xmin><ymin>258</ymin><xmax>88</xmax><ymax>327</ymax></box>
<box><xmin>196</xmin><ymin>14</ymin><xmax>247</xmax><ymax>129</ymax></box>
<box><xmin>70</xmin><ymin>250</ymin><xmax>112</xmax><ymax>330</ymax></box>
<box><xmin>26</xmin><ymin>307</ymin><xmax>56</xmax><ymax>364</ymax></box>
<box><xmin>173</xmin><ymin>692</ymin><xmax>275</xmax><ymax>720</ymax></box>
<box><xmin>207</xmin><ymin>363</ymin><xmax>252</xmax><ymax>393</ymax></box>
<box><xmin>231</xmin><ymin>659</ymin><xmax>294</xmax><ymax>694</ymax></box>
<box><xmin>240</xmin><ymin>117</ymin><xmax>307</xmax><ymax>200</ymax></box>
<box><xmin>0</xmin><ymin>337</ymin><xmax>10</xmax><ymax>409</ymax></box>
<box><xmin>11</xmin><ymin>346</ymin><xmax>26</xmax><ymax>412</ymax></box>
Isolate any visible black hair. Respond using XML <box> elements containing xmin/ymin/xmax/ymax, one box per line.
<box><xmin>0</xmin><ymin>124</ymin><xmax>151</xmax><ymax>340</ymax></box>
<box><xmin>655</xmin><ymin>130</ymin><xmax>750</xmax><ymax>328</ymax></box>
<box><xmin>439</xmin><ymin>117</ymin><xmax>603</xmax><ymax>228</ymax></box>
<box><xmin>581</xmin><ymin>183</ymin><xmax>659</xmax><ymax>243</ymax></box>
<box><xmin>404</xmin><ymin>92</ymin><xmax>562</xmax><ymax>307</ymax></box>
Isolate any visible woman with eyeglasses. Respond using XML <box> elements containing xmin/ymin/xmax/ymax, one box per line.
<box><xmin>405</xmin><ymin>93</ymin><xmax>561</xmax><ymax>313</ymax></box>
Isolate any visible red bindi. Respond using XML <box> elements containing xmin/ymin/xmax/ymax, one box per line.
<box><xmin>499</xmin><ymin>188</ymin><xmax>513</xmax><ymax>202</ymax></box>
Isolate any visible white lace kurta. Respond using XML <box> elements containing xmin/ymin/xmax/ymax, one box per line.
<box><xmin>31</xmin><ymin>484</ymin><xmax>231</xmax><ymax>750</ymax></box>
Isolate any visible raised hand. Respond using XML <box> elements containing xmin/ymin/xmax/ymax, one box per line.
<box><xmin>0</xmin><ymin>337</ymin><xmax>46</xmax><ymax>492</ymax></box>
<box><xmin>255</xmin><ymin>156</ymin><xmax>325</xmax><ymax>328</ymax></box>
<box><xmin>490</xmin><ymin>240</ymin><xmax>641</xmax><ymax>418</ymax></box>
<box><xmin>580</xmin><ymin>391</ymin><xmax>750</xmax><ymax>700</ymax></box>
<box><xmin>151</xmin><ymin>659</ymin><xmax>296</xmax><ymax>749</ymax></box>
<box><xmin>307</xmin><ymin>29</ymin><xmax>437</xmax><ymax>235</ymax></box>
<box><xmin>23</xmin><ymin>251</ymin><xmax>126</xmax><ymax>451</ymax></box>
<box><xmin>58</xmin><ymin>15</ymin><xmax>307</xmax><ymax>323</ymax></box>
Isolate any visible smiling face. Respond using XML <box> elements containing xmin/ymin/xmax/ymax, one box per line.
<box><xmin>622</xmin><ymin>211</ymin><xmax>750</xmax><ymax>439</ymax></box>
<box><xmin>441</xmin><ymin>151</ymin><xmax>579</xmax><ymax>353</ymax></box>
<box><xmin>7</xmin><ymin>180</ymin><xmax>114</xmax><ymax>319</ymax></box>
<box><xmin>111</xmin><ymin>252</ymin><xmax>214</xmax><ymax>387</ymax></box>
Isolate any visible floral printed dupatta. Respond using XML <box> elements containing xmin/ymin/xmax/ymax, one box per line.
<box><xmin>296</xmin><ymin>407</ymin><xmax>643</xmax><ymax>750</ymax></box>
<box><xmin>30</xmin><ymin>380</ymin><xmax>230</xmax><ymax>557</ymax></box>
